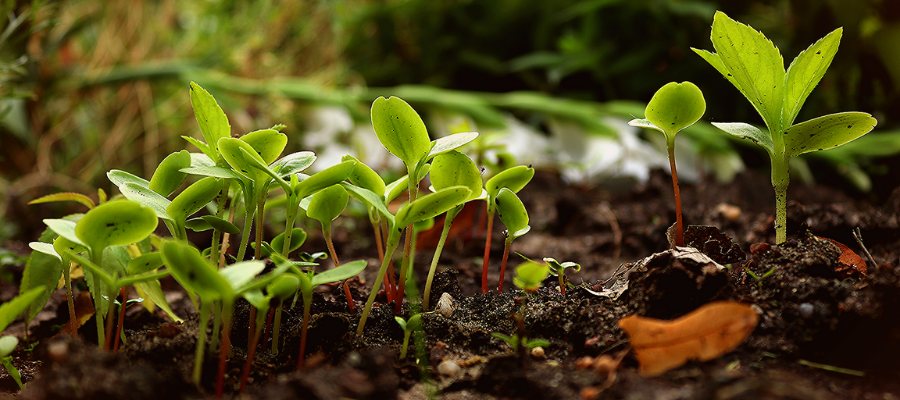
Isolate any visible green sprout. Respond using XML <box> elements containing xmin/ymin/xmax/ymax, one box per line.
<box><xmin>423</xmin><ymin>150</ymin><xmax>485</xmax><ymax>310</ymax></box>
<box><xmin>491</xmin><ymin>332</ymin><xmax>549</xmax><ymax>354</ymax></box>
<box><xmin>394</xmin><ymin>313</ymin><xmax>423</xmax><ymax>359</ymax></box>
<box><xmin>481</xmin><ymin>165</ymin><xmax>535</xmax><ymax>293</ymax></box>
<box><xmin>0</xmin><ymin>286</ymin><xmax>46</xmax><ymax>391</ymax></box>
<box><xmin>494</xmin><ymin>188</ymin><xmax>531</xmax><ymax>293</ymax></box>
<box><xmin>306</xmin><ymin>184</ymin><xmax>355</xmax><ymax>311</ymax></box>
<box><xmin>628</xmin><ymin>81</ymin><xmax>706</xmax><ymax>247</ymax></box>
<box><xmin>543</xmin><ymin>258</ymin><xmax>581</xmax><ymax>296</ymax></box>
<box><xmin>693</xmin><ymin>11</ymin><xmax>877</xmax><ymax>244</ymax></box>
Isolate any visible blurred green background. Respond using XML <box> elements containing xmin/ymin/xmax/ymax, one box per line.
<box><xmin>2</xmin><ymin>0</ymin><xmax>900</xmax><ymax>243</ymax></box>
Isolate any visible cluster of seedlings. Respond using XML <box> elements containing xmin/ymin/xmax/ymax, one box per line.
<box><xmin>3</xmin><ymin>10</ymin><xmax>877</xmax><ymax>396</ymax></box>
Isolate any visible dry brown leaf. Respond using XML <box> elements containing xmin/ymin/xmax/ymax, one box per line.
<box><xmin>618</xmin><ymin>300</ymin><xmax>758</xmax><ymax>377</ymax></box>
<box><xmin>56</xmin><ymin>291</ymin><xmax>95</xmax><ymax>337</ymax></box>
<box><xmin>817</xmin><ymin>236</ymin><xmax>867</xmax><ymax>278</ymax></box>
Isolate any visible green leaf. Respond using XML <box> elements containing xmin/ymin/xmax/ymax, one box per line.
<box><xmin>704</xmin><ymin>11</ymin><xmax>785</xmax><ymax>132</ymax></box>
<box><xmin>185</xmin><ymin>218</ymin><xmax>213</xmax><ymax>232</ymax></box>
<box><xmin>220</xmin><ymin>261</ymin><xmax>266</xmax><ymax>291</ymax></box>
<box><xmin>341</xmin><ymin>183</ymin><xmax>395</xmax><ymax>224</ymax></box>
<box><xmin>136</xmin><ymin>279</ymin><xmax>183</xmax><ymax>323</ymax></box>
<box><xmin>241</xmin><ymin>289</ymin><xmax>269</xmax><ymax>310</ymax></box>
<box><xmin>28</xmin><ymin>242</ymin><xmax>59</xmax><ymax>260</ymax></box>
<box><xmin>783</xmin><ymin>112</ymin><xmax>877</xmax><ymax>157</ymax></box>
<box><xmin>642</xmin><ymin>82</ymin><xmax>706</xmax><ymax>140</ymax></box>
<box><xmin>117</xmin><ymin>182</ymin><xmax>174</xmax><ymax>222</ymax></box>
<box><xmin>240</xmin><ymin>129</ymin><xmax>288</xmax><ymax>165</ymax></box>
<box><xmin>513</xmin><ymin>261</ymin><xmax>550</xmax><ymax>292</ymax></box>
<box><xmin>294</xmin><ymin>160</ymin><xmax>356</xmax><ymax>199</ymax></box>
<box><xmin>495</xmin><ymin>188</ymin><xmax>530</xmax><ymax>239</ymax></box>
<box><xmin>0</xmin><ymin>286</ymin><xmax>46</xmax><ymax>333</ymax></box>
<box><xmin>21</xmin><ymin>242</ymin><xmax>61</xmax><ymax>326</ymax></box>
<box><xmin>267</xmin><ymin>274</ymin><xmax>300</xmax><ymax>301</ymax></box>
<box><xmin>181</xmin><ymin>136</ymin><xmax>213</xmax><ymax>160</ymax></box>
<box><xmin>149</xmin><ymin>150</ymin><xmax>192</xmax><ymax>197</ymax></box>
<box><xmin>28</xmin><ymin>192</ymin><xmax>95</xmax><ymax>210</ymax></box>
<box><xmin>711</xmin><ymin>122</ymin><xmax>774</xmax><ymax>155</ymax></box>
<box><xmin>783</xmin><ymin>28</ymin><xmax>842</xmax><ymax>128</ymax></box>
<box><xmin>384</xmin><ymin>174</ymin><xmax>409</xmax><ymax>203</ymax></box>
<box><xmin>189</xmin><ymin>82</ymin><xmax>230</xmax><ymax>161</ymax></box>
<box><xmin>200</xmin><ymin>215</ymin><xmax>241</xmax><ymax>235</ymax></box>
<box><xmin>0</xmin><ymin>336</ymin><xmax>18</xmax><ymax>357</ymax></box>
<box><xmin>431</xmin><ymin>150</ymin><xmax>484</xmax><ymax>201</ymax></box>
<box><xmin>160</xmin><ymin>241</ymin><xmax>232</xmax><ymax>300</ymax></box>
<box><xmin>75</xmin><ymin>201</ymin><xmax>159</xmax><ymax>252</ymax></box>
<box><xmin>485</xmin><ymin>165</ymin><xmax>535</xmax><ymax>200</ymax></box>
<box><xmin>218</xmin><ymin>137</ymin><xmax>269</xmax><ymax>182</ymax></box>
<box><xmin>395</xmin><ymin>186</ymin><xmax>471</xmax><ymax>227</ymax></box>
<box><xmin>271</xmin><ymin>228</ymin><xmax>307</xmax><ymax>254</ymax></box>
<box><xmin>307</xmin><ymin>185</ymin><xmax>349</xmax><ymax>225</ymax></box>
<box><xmin>343</xmin><ymin>155</ymin><xmax>385</xmax><ymax>197</ymax></box>
<box><xmin>272</xmin><ymin>151</ymin><xmax>316</xmax><ymax>176</ymax></box>
<box><xmin>127</xmin><ymin>252</ymin><xmax>164</xmax><ymax>275</ymax></box>
<box><xmin>108</xmin><ymin>169</ymin><xmax>150</xmax><ymax>189</ymax></box>
<box><xmin>167</xmin><ymin>177</ymin><xmax>222</xmax><ymax>223</ymax></box>
<box><xmin>43</xmin><ymin>219</ymin><xmax>83</xmax><ymax>247</ymax></box>
<box><xmin>426</xmin><ymin>131</ymin><xmax>479</xmax><ymax>160</ymax></box>
<box><xmin>311</xmin><ymin>259</ymin><xmax>367</xmax><ymax>285</ymax></box>
<box><xmin>371</xmin><ymin>96</ymin><xmax>432</xmax><ymax>169</ymax></box>
<box><xmin>118</xmin><ymin>270</ymin><xmax>170</xmax><ymax>288</ymax></box>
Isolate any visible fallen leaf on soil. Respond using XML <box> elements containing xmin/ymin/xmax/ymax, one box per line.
<box><xmin>816</xmin><ymin>236</ymin><xmax>867</xmax><ymax>278</ymax></box>
<box><xmin>618</xmin><ymin>300</ymin><xmax>758</xmax><ymax>377</ymax></box>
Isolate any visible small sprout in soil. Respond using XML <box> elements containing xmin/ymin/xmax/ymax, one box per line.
<box><xmin>395</xmin><ymin>313</ymin><xmax>423</xmax><ymax>359</ymax></box>
<box><xmin>512</xmin><ymin>260</ymin><xmax>550</xmax><ymax>294</ymax></box>
<box><xmin>491</xmin><ymin>332</ymin><xmax>549</xmax><ymax>354</ymax></box>
<box><xmin>482</xmin><ymin>165</ymin><xmax>535</xmax><ymax>293</ymax></box>
<box><xmin>543</xmin><ymin>257</ymin><xmax>581</xmax><ymax>295</ymax></box>
<box><xmin>0</xmin><ymin>286</ymin><xmax>46</xmax><ymax>391</ymax></box>
<box><xmin>494</xmin><ymin>188</ymin><xmax>531</xmax><ymax>292</ymax></box>
<box><xmin>628</xmin><ymin>81</ymin><xmax>706</xmax><ymax>248</ymax></box>
<box><xmin>693</xmin><ymin>11</ymin><xmax>877</xmax><ymax>244</ymax></box>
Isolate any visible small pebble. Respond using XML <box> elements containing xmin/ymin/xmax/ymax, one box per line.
<box><xmin>436</xmin><ymin>293</ymin><xmax>457</xmax><ymax>318</ymax></box>
<box><xmin>799</xmin><ymin>303</ymin><xmax>815</xmax><ymax>318</ymax></box>
<box><xmin>530</xmin><ymin>346</ymin><xmax>545</xmax><ymax>359</ymax></box>
<box><xmin>716</xmin><ymin>203</ymin><xmax>742</xmax><ymax>221</ymax></box>
<box><xmin>437</xmin><ymin>360</ymin><xmax>461</xmax><ymax>377</ymax></box>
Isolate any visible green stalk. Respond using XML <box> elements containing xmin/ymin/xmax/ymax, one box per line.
<box><xmin>209</xmin><ymin>300</ymin><xmax>221</xmax><ymax>352</ymax></box>
<box><xmin>395</xmin><ymin>177</ymin><xmax>419</xmax><ymax>311</ymax></box>
<box><xmin>192</xmin><ymin>300</ymin><xmax>211</xmax><ymax>386</ymax></box>
<box><xmin>235</xmin><ymin>206</ymin><xmax>253</xmax><ymax>262</ymax></box>
<box><xmin>297</xmin><ymin>289</ymin><xmax>313</xmax><ymax>370</ymax></box>
<box><xmin>358</xmin><ymin>229</ymin><xmax>402</xmax><ymax>335</ymax></box>
<box><xmin>254</xmin><ymin>194</ymin><xmax>266</xmax><ymax>260</ymax></box>
<box><xmin>62</xmin><ymin>260</ymin><xmax>77</xmax><ymax>338</ymax></box>
<box><xmin>271</xmin><ymin>300</ymin><xmax>283</xmax><ymax>355</ymax></box>
<box><xmin>423</xmin><ymin>206</ymin><xmax>461</xmax><ymax>310</ymax></box>
<box><xmin>666</xmin><ymin>138</ymin><xmax>683</xmax><ymax>248</ymax></box>
<box><xmin>281</xmin><ymin>196</ymin><xmax>300</xmax><ymax>256</ymax></box>
<box><xmin>103</xmin><ymin>288</ymin><xmax>117</xmax><ymax>350</ymax></box>
<box><xmin>89</xmin><ymin>248</ymin><xmax>105</xmax><ymax>347</ymax></box>
<box><xmin>210</xmin><ymin>180</ymin><xmax>231</xmax><ymax>263</ymax></box>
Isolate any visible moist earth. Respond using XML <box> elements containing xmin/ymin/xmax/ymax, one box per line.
<box><xmin>2</xmin><ymin>169</ymin><xmax>899</xmax><ymax>399</ymax></box>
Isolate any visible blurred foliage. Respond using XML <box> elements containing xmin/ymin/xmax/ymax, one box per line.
<box><xmin>1</xmin><ymin>0</ymin><xmax>899</xmax><ymax>243</ymax></box>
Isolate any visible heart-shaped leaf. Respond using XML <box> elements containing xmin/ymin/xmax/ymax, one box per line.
<box><xmin>240</xmin><ymin>129</ymin><xmax>288</xmax><ymax>165</ymax></box>
<box><xmin>149</xmin><ymin>150</ymin><xmax>192</xmax><ymax>196</ymax></box>
<box><xmin>307</xmin><ymin>185</ymin><xmax>349</xmax><ymax>225</ymax></box>
<box><xmin>641</xmin><ymin>81</ymin><xmax>706</xmax><ymax>141</ymax></box>
<box><xmin>784</xmin><ymin>112</ymin><xmax>877</xmax><ymax>158</ymax></box>
<box><xmin>431</xmin><ymin>150</ymin><xmax>484</xmax><ymax>202</ymax></box>
<box><xmin>371</xmin><ymin>96</ymin><xmax>432</xmax><ymax>169</ymax></box>
<box><xmin>75</xmin><ymin>201</ymin><xmax>158</xmax><ymax>253</ymax></box>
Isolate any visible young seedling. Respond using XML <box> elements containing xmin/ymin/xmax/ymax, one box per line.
<box><xmin>356</xmin><ymin>185</ymin><xmax>472</xmax><ymax>336</ymax></box>
<box><xmin>423</xmin><ymin>150</ymin><xmax>485</xmax><ymax>310</ymax></box>
<box><xmin>371</xmin><ymin>96</ymin><xmax>478</xmax><ymax>309</ymax></box>
<box><xmin>543</xmin><ymin>257</ymin><xmax>581</xmax><ymax>295</ymax></box>
<box><xmin>498</xmin><ymin>260</ymin><xmax>550</xmax><ymax>366</ymax></box>
<box><xmin>343</xmin><ymin>155</ymin><xmax>387</xmax><ymax>261</ymax></box>
<box><xmin>628</xmin><ymin>82</ymin><xmax>706</xmax><ymax>247</ymax></box>
<box><xmin>482</xmin><ymin>165</ymin><xmax>535</xmax><ymax>293</ymax></box>
<box><xmin>494</xmin><ymin>188</ymin><xmax>531</xmax><ymax>292</ymax></box>
<box><xmin>394</xmin><ymin>313</ymin><xmax>423</xmax><ymax>359</ymax></box>
<box><xmin>236</xmin><ymin>274</ymin><xmax>298</xmax><ymax>393</ymax></box>
<box><xmin>306</xmin><ymin>184</ymin><xmax>355</xmax><ymax>311</ymax></box>
<box><xmin>693</xmin><ymin>11</ymin><xmax>877</xmax><ymax>244</ymax></box>
<box><xmin>290</xmin><ymin>258</ymin><xmax>367</xmax><ymax>369</ymax></box>
<box><xmin>27</xmin><ymin>236</ymin><xmax>84</xmax><ymax>338</ymax></box>
<box><xmin>265</xmin><ymin>274</ymin><xmax>301</xmax><ymax>356</ymax></box>
<box><xmin>0</xmin><ymin>286</ymin><xmax>46</xmax><ymax>391</ymax></box>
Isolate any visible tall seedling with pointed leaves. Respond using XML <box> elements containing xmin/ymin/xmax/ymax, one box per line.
<box><xmin>371</xmin><ymin>96</ymin><xmax>477</xmax><ymax>310</ymax></box>
<box><xmin>629</xmin><ymin>82</ymin><xmax>706</xmax><ymax>247</ymax></box>
<box><xmin>693</xmin><ymin>11</ymin><xmax>877</xmax><ymax>244</ymax></box>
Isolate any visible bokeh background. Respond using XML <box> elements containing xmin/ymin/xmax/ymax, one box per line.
<box><xmin>2</xmin><ymin>0</ymin><xmax>900</xmax><ymax>247</ymax></box>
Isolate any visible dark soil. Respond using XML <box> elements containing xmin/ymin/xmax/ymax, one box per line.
<box><xmin>2</xmin><ymin>169</ymin><xmax>900</xmax><ymax>400</ymax></box>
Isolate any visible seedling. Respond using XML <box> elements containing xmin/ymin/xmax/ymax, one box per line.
<box><xmin>544</xmin><ymin>257</ymin><xmax>581</xmax><ymax>295</ymax></box>
<box><xmin>494</xmin><ymin>188</ymin><xmax>531</xmax><ymax>292</ymax></box>
<box><xmin>481</xmin><ymin>165</ymin><xmax>535</xmax><ymax>293</ymax></box>
<box><xmin>394</xmin><ymin>313</ymin><xmax>423</xmax><ymax>359</ymax></box>
<box><xmin>498</xmin><ymin>260</ymin><xmax>550</xmax><ymax>366</ymax></box>
<box><xmin>491</xmin><ymin>332</ymin><xmax>549</xmax><ymax>354</ymax></box>
<box><xmin>289</xmin><ymin>257</ymin><xmax>367</xmax><ymax>369</ymax></box>
<box><xmin>628</xmin><ymin>82</ymin><xmax>706</xmax><ymax>247</ymax></box>
<box><xmin>423</xmin><ymin>150</ymin><xmax>485</xmax><ymax>310</ymax></box>
<box><xmin>693</xmin><ymin>11</ymin><xmax>877</xmax><ymax>244</ymax></box>
<box><xmin>237</xmin><ymin>274</ymin><xmax>299</xmax><ymax>393</ymax></box>
<box><xmin>0</xmin><ymin>286</ymin><xmax>46</xmax><ymax>391</ymax></box>
<box><xmin>371</xmin><ymin>96</ymin><xmax>477</xmax><ymax>309</ymax></box>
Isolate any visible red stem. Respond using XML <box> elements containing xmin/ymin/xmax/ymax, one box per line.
<box><xmin>498</xmin><ymin>238</ymin><xmax>511</xmax><ymax>292</ymax></box>
<box><xmin>668</xmin><ymin>146</ymin><xmax>684</xmax><ymax>247</ymax></box>
<box><xmin>113</xmin><ymin>287</ymin><xmax>127</xmax><ymax>352</ymax></box>
<box><xmin>343</xmin><ymin>280</ymin><xmax>356</xmax><ymax>313</ymax></box>
<box><xmin>238</xmin><ymin>328</ymin><xmax>260</xmax><ymax>393</ymax></box>
<box><xmin>394</xmin><ymin>224</ymin><xmax>413</xmax><ymax>313</ymax></box>
<box><xmin>215</xmin><ymin>317</ymin><xmax>232</xmax><ymax>397</ymax></box>
<box><xmin>481</xmin><ymin>204</ymin><xmax>495</xmax><ymax>294</ymax></box>
<box><xmin>296</xmin><ymin>305</ymin><xmax>310</xmax><ymax>370</ymax></box>
<box><xmin>261</xmin><ymin>307</ymin><xmax>275</xmax><ymax>353</ymax></box>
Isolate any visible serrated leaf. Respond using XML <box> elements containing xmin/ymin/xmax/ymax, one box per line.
<box><xmin>711</xmin><ymin>122</ymin><xmax>774</xmax><ymax>155</ymax></box>
<box><xmin>20</xmin><ymin>247</ymin><xmax>60</xmax><ymax>325</ymax></box>
<box><xmin>371</xmin><ymin>96</ymin><xmax>432</xmax><ymax>169</ymax></box>
<box><xmin>784</xmin><ymin>112</ymin><xmax>877</xmax><ymax>157</ymax></box>
<box><xmin>431</xmin><ymin>150</ymin><xmax>483</xmax><ymax>202</ymax></box>
<box><xmin>426</xmin><ymin>131</ymin><xmax>479</xmax><ymax>160</ymax></box>
<box><xmin>307</xmin><ymin>185</ymin><xmax>349</xmax><ymax>225</ymax></box>
<box><xmin>149</xmin><ymin>150</ymin><xmax>192</xmax><ymax>196</ymax></box>
<box><xmin>707</xmin><ymin>11</ymin><xmax>785</xmax><ymax>132</ymax></box>
<box><xmin>28</xmin><ymin>192</ymin><xmax>95</xmax><ymax>210</ymax></box>
<box><xmin>782</xmin><ymin>28</ymin><xmax>842</xmax><ymax>127</ymax></box>
<box><xmin>396</xmin><ymin>186</ymin><xmax>471</xmax><ymax>227</ymax></box>
<box><xmin>643</xmin><ymin>82</ymin><xmax>706</xmax><ymax>140</ymax></box>
<box><xmin>311</xmin><ymin>259</ymin><xmax>367</xmax><ymax>286</ymax></box>
<box><xmin>189</xmin><ymin>82</ymin><xmax>230</xmax><ymax>159</ymax></box>
<box><xmin>167</xmin><ymin>177</ymin><xmax>222</xmax><ymax>222</ymax></box>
